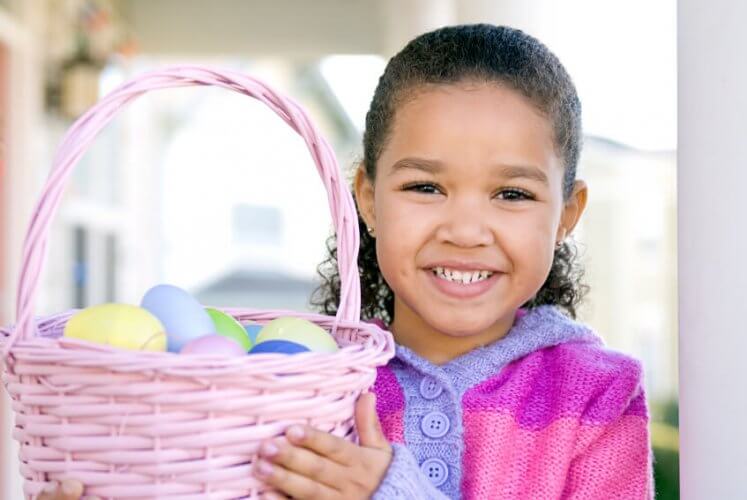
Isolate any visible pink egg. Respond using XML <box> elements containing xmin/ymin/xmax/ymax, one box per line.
<box><xmin>180</xmin><ymin>334</ymin><xmax>246</xmax><ymax>357</ymax></box>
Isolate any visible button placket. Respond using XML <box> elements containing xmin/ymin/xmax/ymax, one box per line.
<box><xmin>391</xmin><ymin>362</ymin><xmax>461</xmax><ymax>492</ymax></box>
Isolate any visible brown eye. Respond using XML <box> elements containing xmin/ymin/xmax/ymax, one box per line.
<box><xmin>496</xmin><ymin>188</ymin><xmax>534</xmax><ymax>201</ymax></box>
<box><xmin>403</xmin><ymin>182</ymin><xmax>443</xmax><ymax>195</ymax></box>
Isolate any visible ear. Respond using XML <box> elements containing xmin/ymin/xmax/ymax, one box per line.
<box><xmin>557</xmin><ymin>180</ymin><xmax>588</xmax><ymax>241</ymax></box>
<box><xmin>354</xmin><ymin>164</ymin><xmax>377</xmax><ymax>230</ymax></box>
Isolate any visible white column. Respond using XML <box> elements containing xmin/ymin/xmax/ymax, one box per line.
<box><xmin>1</xmin><ymin>1</ymin><xmax>45</xmax><ymax>495</ymax></box>
<box><xmin>679</xmin><ymin>1</ymin><xmax>747</xmax><ymax>497</ymax></box>
<box><xmin>0</xmin><ymin>5</ymin><xmax>43</xmax><ymax>324</ymax></box>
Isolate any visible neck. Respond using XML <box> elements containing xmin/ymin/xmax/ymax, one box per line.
<box><xmin>389</xmin><ymin>299</ymin><xmax>518</xmax><ymax>365</ymax></box>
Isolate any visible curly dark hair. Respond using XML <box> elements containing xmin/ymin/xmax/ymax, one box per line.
<box><xmin>311</xmin><ymin>24</ymin><xmax>588</xmax><ymax>323</ymax></box>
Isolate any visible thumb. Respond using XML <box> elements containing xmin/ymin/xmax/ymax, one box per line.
<box><xmin>355</xmin><ymin>392</ymin><xmax>389</xmax><ymax>450</ymax></box>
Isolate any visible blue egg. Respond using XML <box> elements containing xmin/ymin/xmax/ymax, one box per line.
<box><xmin>249</xmin><ymin>340</ymin><xmax>310</xmax><ymax>354</ymax></box>
<box><xmin>141</xmin><ymin>284</ymin><xmax>215</xmax><ymax>353</ymax></box>
<box><xmin>244</xmin><ymin>323</ymin><xmax>262</xmax><ymax>344</ymax></box>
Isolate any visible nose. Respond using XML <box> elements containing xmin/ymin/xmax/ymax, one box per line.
<box><xmin>435</xmin><ymin>196</ymin><xmax>494</xmax><ymax>248</ymax></box>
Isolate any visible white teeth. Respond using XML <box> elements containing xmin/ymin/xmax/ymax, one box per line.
<box><xmin>432</xmin><ymin>267</ymin><xmax>494</xmax><ymax>284</ymax></box>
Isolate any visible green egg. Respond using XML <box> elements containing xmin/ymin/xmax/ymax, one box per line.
<box><xmin>205</xmin><ymin>307</ymin><xmax>252</xmax><ymax>351</ymax></box>
<box><xmin>63</xmin><ymin>303</ymin><xmax>167</xmax><ymax>352</ymax></box>
<box><xmin>256</xmin><ymin>317</ymin><xmax>338</xmax><ymax>353</ymax></box>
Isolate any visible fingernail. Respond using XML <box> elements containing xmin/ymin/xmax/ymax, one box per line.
<box><xmin>255</xmin><ymin>459</ymin><xmax>274</xmax><ymax>477</ymax></box>
<box><xmin>260</xmin><ymin>441</ymin><xmax>279</xmax><ymax>457</ymax></box>
<box><xmin>287</xmin><ymin>425</ymin><xmax>305</xmax><ymax>441</ymax></box>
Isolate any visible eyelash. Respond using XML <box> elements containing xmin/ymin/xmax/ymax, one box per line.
<box><xmin>402</xmin><ymin>182</ymin><xmax>535</xmax><ymax>201</ymax></box>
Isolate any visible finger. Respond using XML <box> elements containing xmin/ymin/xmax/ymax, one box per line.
<box><xmin>355</xmin><ymin>393</ymin><xmax>390</xmax><ymax>450</ymax></box>
<box><xmin>254</xmin><ymin>459</ymin><xmax>338</xmax><ymax>499</ymax></box>
<box><xmin>36</xmin><ymin>482</ymin><xmax>59</xmax><ymax>500</ymax></box>
<box><xmin>284</xmin><ymin>425</ymin><xmax>353</xmax><ymax>465</ymax></box>
<box><xmin>59</xmin><ymin>480</ymin><xmax>84</xmax><ymax>500</ymax></box>
<box><xmin>259</xmin><ymin>438</ymin><xmax>347</xmax><ymax>489</ymax></box>
<box><xmin>260</xmin><ymin>491</ymin><xmax>289</xmax><ymax>500</ymax></box>
<box><xmin>36</xmin><ymin>480</ymin><xmax>84</xmax><ymax>500</ymax></box>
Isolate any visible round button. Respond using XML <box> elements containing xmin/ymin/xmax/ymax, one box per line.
<box><xmin>420</xmin><ymin>458</ymin><xmax>449</xmax><ymax>487</ymax></box>
<box><xmin>419</xmin><ymin>377</ymin><xmax>443</xmax><ymax>399</ymax></box>
<box><xmin>421</xmin><ymin>411</ymin><xmax>450</xmax><ymax>438</ymax></box>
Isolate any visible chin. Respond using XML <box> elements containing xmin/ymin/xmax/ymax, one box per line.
<box><xmin>427</xmin><ymin>314</ymin><xmax>497</xmax><ymax>338</ymax></box>
<box><xmin>423</xmin><ymin>301</ymin><xmax>521</xmax><ymax>338</ymax></box>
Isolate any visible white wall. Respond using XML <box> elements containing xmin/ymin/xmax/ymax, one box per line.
<box><xmin>679</xmin><ymin>0</ymin><xmax>747</xmax><ymax>497</ymax></box>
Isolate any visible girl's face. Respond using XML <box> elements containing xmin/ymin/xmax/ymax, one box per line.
<box><xmin>356</xmin><ymin>82</ymin><xmax>587</xmax><ymax>354</ymax></box>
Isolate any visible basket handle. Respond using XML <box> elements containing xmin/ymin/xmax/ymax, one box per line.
<box><xmin>7</xmin><ymin>66</ymin><xmax>361</xmax><ymax>350</ymax></box>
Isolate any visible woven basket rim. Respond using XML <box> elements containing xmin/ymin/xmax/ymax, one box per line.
<box><xmin>0</xmin><ymin>308</ymin><xmax>395</xmax><ymax>377</ymax></box>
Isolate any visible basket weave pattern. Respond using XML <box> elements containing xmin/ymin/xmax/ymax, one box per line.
<box><xmin>0</xmin><ymin>67</ymin><xmax>394</xmax><ymax>499</ymax></box>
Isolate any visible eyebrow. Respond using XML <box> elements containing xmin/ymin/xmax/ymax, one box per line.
<box><xmin>389</xmin><ymin>157</ymin><xmax>549</xmax><ymax>185</ymax></box>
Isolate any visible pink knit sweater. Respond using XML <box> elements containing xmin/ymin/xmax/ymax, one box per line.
<box><xmin>371</xmin><ymin>306</ymin><xmax>654</xmax><ymax>499</ymax></box>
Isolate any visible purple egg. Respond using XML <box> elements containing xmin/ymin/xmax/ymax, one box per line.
<box><xmin>249</xmin><ymin>340</ymin><xmax>310</xmax><ymax>355</ymax></box>
<box><xmin>180</xmin><ymin>334</ymin><xmax>246</xmax><ymax>357</ymax></box>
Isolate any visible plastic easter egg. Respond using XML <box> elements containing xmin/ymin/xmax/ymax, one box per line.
<box><xmin>256</xmin><ymin>317</ymin><xmax>338</xmax><ymax>353</ymax></box>
<box><xmin>205</xmin><ymin>308</ymin><xmax>252</xmax><ymax>351</ymax></box>
<box><xmin>249</xmin><ymin>340</ymin><xmax>311</xmax><ymax>354</ymax></box>
<box><xmin>141</xmin><ymin>284</ymin><xmax>214</xmax><ymax>353</ymax></box>
<box><xmin>180</xmin><ymin>334</ymin><xmax>247</xmax><ymax>357</ymax></box>
<box><xmin>244</xmin><ymin>323</ymin><xmax>262</xmax><ymax>344</ymax></box>
<box><xmin>63</xmin><ymin>303</ymin><xmax>167</xmax><ymax>351</ymax></box>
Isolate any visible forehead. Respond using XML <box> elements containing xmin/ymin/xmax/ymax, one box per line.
<box><xmin>380</xmin><ymin>82</ymin><xmax>560</xmax><ymax>175</ymax></box>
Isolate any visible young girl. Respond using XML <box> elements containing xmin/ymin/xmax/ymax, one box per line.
<box><xmin>42</xmin><ymin>24</ymin><xmax>653</xmax><ymax>500</ymax></box>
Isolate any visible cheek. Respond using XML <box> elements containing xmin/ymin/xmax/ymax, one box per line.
<box><xmin>375</xmin><ymin>224</ymin><xmax>416</xmax><ymax>281</ymax></box>
<box><xmin>374</xmin><ymin>234</ymin><xmax>418</xmax><ymax>304</ymax></box>
<box><xmin>502</xmin><ymin>233</ymin><xmax>555</xmax><ymax>305</ymax></box>
<box><xmin>373</xmin><ymin>198</ymin><xmax>429</xmax><ymax>284</ymax></box>
<box><xmin>501</xmin><ymin>213</ymin><xmax>557</xmax><ymax>274</ymax></box>
<box><xmin>374</xmin><ymin>192</ymin><xmax>418</xmax><ymax>240</ymax></box>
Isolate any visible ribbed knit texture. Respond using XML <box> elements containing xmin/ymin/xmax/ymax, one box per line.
<box><xmin>371</xmin><ymin>305</ymin><xmax>654</xmax><ymax>499</ymax></box>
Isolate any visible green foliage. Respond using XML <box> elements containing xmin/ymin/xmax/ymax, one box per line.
<box><xmin>652</xmin><ymin>397</ymin><xmax>679</xmax><ymax>499</ymax></box>
<box><xmin>653</xmin><ymin>445</ymin><xmax>679</xmax><ymax>500</ymax></box>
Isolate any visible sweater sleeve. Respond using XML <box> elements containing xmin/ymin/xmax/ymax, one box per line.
<box><xmin>561</xmin><ymin>379</ymin><xmax>655</xmax><ymax>499</ymax></box>
<box><xmin>372</xmin><ymin>444</ymin><xmax>450</xmax><ymax>499</ymax></box>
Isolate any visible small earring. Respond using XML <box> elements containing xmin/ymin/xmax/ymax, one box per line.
<box><xmin>367</xmin><ymin>226</ymin><xmax>376</xmax><ymax>237</ymax></box>
<box><xmin>555</xmin><ymin>239</ymin><xmax>564</xmax><ymax>249</ymax></box>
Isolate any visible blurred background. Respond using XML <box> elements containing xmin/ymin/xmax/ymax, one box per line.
<box><xmin>0</xmin><ymin>0</ymin><xmax>677</xmax><ymax>498</ymax></box>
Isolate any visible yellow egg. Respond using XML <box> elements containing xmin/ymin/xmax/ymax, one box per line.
<box><xmin>256</xmin><ymin>317</ymin><xmax>338</xmax><ymax>353</ymax></box>
<box><xmin>63</xmin><ymin>303</ymin><xmax>167</xmax><ymax>352</ymax></box>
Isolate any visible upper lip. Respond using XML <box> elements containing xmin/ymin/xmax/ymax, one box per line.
<box><xmin>425</xmin><ymin>260</ymin><xmax>502</xmax><ymax>272</ymax></box>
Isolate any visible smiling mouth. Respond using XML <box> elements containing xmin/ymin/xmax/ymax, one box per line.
<box><xmin>431</xmin><ymin>267</ymin><xmax>495</xmax><ymax>285</ymax></box>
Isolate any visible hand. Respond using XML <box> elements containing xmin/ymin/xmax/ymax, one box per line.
<box><xmin>253</xmin><ymin>393</ymin><xmax>393</xmax><ymax>500</ymax></box>
<box><xmin>36</xmin><ymin>480</ymin><xmax>99</xmax><ymax>500</ymax></box>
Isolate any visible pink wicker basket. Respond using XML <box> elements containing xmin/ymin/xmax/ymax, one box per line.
<box><xmin>0</xmin><ymin>66</ymin><xmax>395</xmax><ymax>499</ymax></box>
